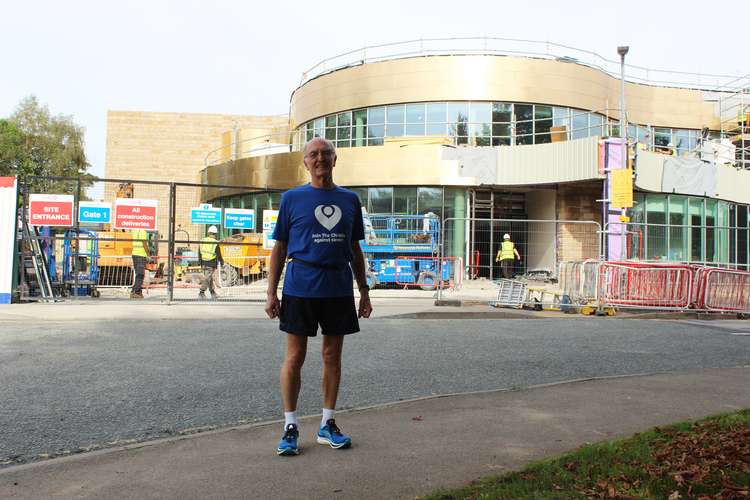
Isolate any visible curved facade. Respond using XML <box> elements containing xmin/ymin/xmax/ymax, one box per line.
<box><xmin>201</xmin><ymin>53</ymin><xmax>750</xmax><ymax>274</ymax></box>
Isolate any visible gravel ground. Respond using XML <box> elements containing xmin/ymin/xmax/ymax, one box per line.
<box><xmin>1</xmin><ymin>317</ymin><xmax>749</xmax><ymax>465</ymax></box>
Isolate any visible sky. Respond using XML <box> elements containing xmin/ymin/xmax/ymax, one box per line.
<box><xmin>2</xmin><ymin>0</ymin><xmax>748</xmax><ymax>179</ymax></box>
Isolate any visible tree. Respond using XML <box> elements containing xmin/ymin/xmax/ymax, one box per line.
<box><xmin>0</xmin><ymin>119</ymin><xmax>28</xmax><ymax>177</ymax></box>
<box><xmin>4</xmin><ymin>95</ymin><xmax>91</xmax><ymax>194</ymax></box>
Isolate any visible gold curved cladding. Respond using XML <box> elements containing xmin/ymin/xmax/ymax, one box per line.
<box><xmin>203</xmin><ymin>146</ymin><xmax>453</xmax><ymax>198</ymax></box>
<box><xmin>290</xmin><ymin>55</ymin><xmax>720</xmax><ymax>130</ymax></box>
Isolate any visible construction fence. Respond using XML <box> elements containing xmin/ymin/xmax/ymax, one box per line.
<box><xmin>16</xmin><ymin>176</ymin><xmax>279</xmax><ymax>303</ymax></box>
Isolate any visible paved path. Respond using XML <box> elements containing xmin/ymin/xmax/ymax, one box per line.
<box><xmin>1</xmin><ymin>367</ymin><xmax>749</xmax><ymax>500</ymax></box>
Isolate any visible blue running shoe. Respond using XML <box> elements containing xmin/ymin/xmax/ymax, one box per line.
<box><xmin>317</xmin><ymin>419</ymin><xmax>352</xmax><ymax>449</ymax></box>
<box><xmin>277</xmin><ymin>424</ymin><xmax>300</xmax><ymax>456</ymax></box>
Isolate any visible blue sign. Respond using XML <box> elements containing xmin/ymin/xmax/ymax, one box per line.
<box><xmin>78</xmin><ymin>202</ymin><xmax>111</xmax><ymax>224</ymax></box>
<box><xmin>191</xmin><ymin>204</ymin><xmax>222</xmax><ymax>225</ymax></box>
<box><xmin>224</xmin><ymin>208</ymin><xmax>255</xmax><ymax>230</ymax></box>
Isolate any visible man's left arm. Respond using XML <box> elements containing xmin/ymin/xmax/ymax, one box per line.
<box><xmin>351</xmin><ymin>241</ymin><xmax>372</xmax><ymax>318</ymax></box>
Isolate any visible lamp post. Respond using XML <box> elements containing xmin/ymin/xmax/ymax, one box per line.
<box><xmin>617</xmin><ymin>45</ymin><xmax>629</xmax><ymax>259</ymax></box>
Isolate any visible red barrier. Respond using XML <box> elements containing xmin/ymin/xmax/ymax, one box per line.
<box><xmin>695</xmin><ymin>268</ymin><xmax>750</xmax><ymax>312</ymax></box>
<box><xmin>599</xmin><ymin>262</ymin><xmax>694</xmax><ymax>309</ymax></box>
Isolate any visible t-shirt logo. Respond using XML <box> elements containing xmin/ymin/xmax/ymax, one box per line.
<box><xmin>314</xmin><ymin>204</ymin><xmax>342</xmax><ymax>230</ymax></box>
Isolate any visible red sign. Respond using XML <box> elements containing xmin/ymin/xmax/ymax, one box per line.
<box><xmin>114</xmin><ymin>198</ymin><xmax>158</xmax><ymax>230</ymax></box>
<box><xmin>29</xmin><ymin>194</ymin><xmax>75</xmax><ymax>227</ymax></box>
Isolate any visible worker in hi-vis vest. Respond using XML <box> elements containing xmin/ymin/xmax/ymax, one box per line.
<box><xmin>130</xmin><ymin>228</ymin><xmax>150</xmax><ymax>299</ymax></box>
<box><xmin>199</xmin><ymin>225</ymin><xmax>224</xmax><ymax>299</ymax></box>
<box><xmin>495</xmin><ymin>233</ymin><xmax>521</xmax><ymax>279</ymax></box>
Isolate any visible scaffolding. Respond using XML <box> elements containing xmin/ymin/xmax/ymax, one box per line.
<box><xmin>719</xmin><ymin>76</ymin><xmax>750</xmax><ymax>170</ymax></box>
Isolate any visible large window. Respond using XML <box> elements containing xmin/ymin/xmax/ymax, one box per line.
<box><xmin>296</xmin><ymin>101</ymin><xmax>701</xmax><ymax>155</ymax></box>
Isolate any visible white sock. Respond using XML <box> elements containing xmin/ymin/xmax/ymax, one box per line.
<box><xmin>284</xmin><ymin>411</ymin><xmax>298</xmax><ymax>429</ymax></box>
<box><xmin>322</xmin><ymin>408</ymin><xmax>335</xmax><ymax>426</ymax></box>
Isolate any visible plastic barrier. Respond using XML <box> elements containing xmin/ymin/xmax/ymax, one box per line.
<box><xmin>694</xmin><ymin>267</ymin><xmax>750</xmax><ymax>312</ymax></box>
<box><xmin>599</xmin><ymin>261</ymin><xmax>694</xmax><ymax>309</ymax></box>
<box><xmin>558</xmin><ymin>260</ymin><xmax>600</xmax><ymax>304</ymax></box>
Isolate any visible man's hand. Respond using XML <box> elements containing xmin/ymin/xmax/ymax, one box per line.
<box><xmin>265</xmin><ymin>293</ymin><xmax>281</xmax><ymax>319</ymax></box>
<box><xmin>358</xmin><ymin>290</ymin><xmax>373</xmax><ymax>318</ymax></box>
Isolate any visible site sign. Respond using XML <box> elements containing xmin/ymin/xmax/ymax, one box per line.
<box><xmin>224</xmin><ymin>208</ymin><xmax>255</xmax><ymax>230</ymax></box>
<box><xmin>191</xmin><ymin>203</ymin><xmax>222</xmax><ymax>225</ymax></box>
<box><xmin>262</xmin><ymin>210</ymin><xmax>279</xmax><ymax>249</ymax></box>
<box><xmin>611</xmin><ymin>168</ymin><xmax>634</xmax><ymax>208</ymax></box>
<box><xmin>114</xmin><ymin>198</ymin><xmax>158</xmax><ymax>230</ymax></box>
<box><xmin>78</xmin><ymin>201</ymin><xmax>112</xmax><ymax>224</ymax></box>
<box><xmin>29</xmin><ymin>194</ymin><xmax>75</xmax><ymax>227</ymax></box>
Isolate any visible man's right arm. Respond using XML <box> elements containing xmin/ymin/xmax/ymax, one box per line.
<box><xmin>264</xmin><ymin>240</ymin><xmax>288</xmax><ymax>318</ymax></box>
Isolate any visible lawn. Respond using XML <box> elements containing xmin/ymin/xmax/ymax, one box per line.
<box><xmin>426</xmin><ymin>409</ymin><xmax>750</xmax><ymax>499</ymax></box>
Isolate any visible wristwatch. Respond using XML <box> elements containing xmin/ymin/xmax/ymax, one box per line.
<box><xmin>359</xmin><ymin>285</ymin><xmax>370</xmax><ymax>291</ymax></box>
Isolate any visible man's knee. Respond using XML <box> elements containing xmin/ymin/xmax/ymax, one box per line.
<box><xmin>321</xmin><ymin>339</ymin><xmax>343</xmax><ymax>366</ymax></box>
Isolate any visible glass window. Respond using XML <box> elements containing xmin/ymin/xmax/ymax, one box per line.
<box><xmin>314</xmin><ymin>118</ymin><xmax>325</xmax><ymax>138</ymax></box>
<box><xmin>368</xmin><ymin>107</ymin><xmax>385</xmax><ymax>125</ymax></box>
<box><xmin>674</xmin><ymin>129</ymin><xmax>690</xmax><ymax>156</ymax></box>
<box><xmin>668</xmin><ymin>196</ymin><xmax>688</xmax><ymax>261</ymax></box>
<box><xmin>426</xmin><ymin>123</ymin><xmax>447</xmax><ymax>135</ymax></box>
<box><xmin>514</xmin><ymin>104</ymin><xmax>534</xmax><ymax>144</ymax></box>
<box><xmin>689</xmin><ymin>198</ymin><xmax>704</xmax><ymax>262</ymax></box>
<box><xmin>654</xmin><ymin>128</ymin><xmax>672</xmax><ymax>152</ymax></box>
<box><xmin>325</xmin><ymin>127</ymin><xmax>336</xmax><ymax>141</ymax></box>
<box><xmin>638</xmin><ymin>126</ymin><xmax>651</xmax><ymax>146</ymax></box>
<box><xmin>417</xmin><ymin>187</ymin><xmax>443</xmax><ymax>218</ymax></box>
<box><xmin>386</xmin><ymin>105</ymin><xmax>405</xmax><ymax>137</ymax></box>
<box><xmin>589</xmin><ymin>114</ymin><xmax>603</xmax><ymax>137</ymax></box>
<box><xmin>325</xmin><ymin>115</ymin><xmax>337</xmax><ymax>128</ymax></box>
<box><xmin>369</xmin><ymin>187</ymin><xmax>393</xmax><ymax>214</ymax></box>
<box><xmin>738</xmin><ymin>206</ymin><xmax>748</xmax><ymax>268</ymax></box>
<box><xmin>706</xmin><ymin>199</ymin><xmax>717</xmax><ymax>262</ymax></box>
<box><xmin>492</xmin><ymin>103</ymin><xmax>512</xmax><ymax>123</ymax></box>
<box><xmin>571</xmin><ymin>111</ymin><xmax>588</xmax><ymax>140</ymax></box>
<box><xmin>353</xmin><ymin>109</ymin><xmax>367</xmax><ymax>147</ymax></box>
<box><xmin>469</xmin><ymin>102</ymin><xmax>491</xmax><ymax>123</ymax></box>
<box><xmin>337</xmin><ymin>126</ymin><xmax>351</xmax><ymax>147</ymax></box>
<box><xmin>337</xmin><ymin>112</ymin><xmax>351</xmax><ymax>128</ymax></box>
<box><xmin>447</xmin><ymin>102</ymin><xmax>469</xmax><ymax>124</ymax></box>
<box><xmin>492</xmin><ymin>137</ymin><xmax>511</xmax><ymax>146</ymax></box>
<box><xmin>367</xmin><ymin>124</ymin><xmax>384</xmax><ymax>139</ymax></box>
<box><xmin>393</xmin><ymin>187</ymin><xmax>417</xmax><ymax>214</ymax></box>
<box><xmin>534</xmin><ymin>105</ymin><xmax>552</xmax><ymax>143</ymax></box>
<box><xmin>405</xmin><ymin>103</ymin><xmax>425</xmax><ymax>123</ymax></box>
<box><xmin>492</xmin><ymin>124</ymin><xmax>511</xmax><ymax>137</ymax></box>
<box><xmin>646</xmin><ymin>195</ymin><xmax>667</xmax><ymax>260</ymax></box>
<box><xmin>405</xmin><ymin>103</ymin><xmax>425</xmax><ymax>136</ymax></box>
<box><xmin>552</xmin><ymin>107</ymin><xmax>569</xmax><ymax>127</ymax></box>
<box><xmin>426</xmin><ymin>103</ymin><xmax>446</xmax><ymax>123</ymax></box>
<box><xmin>306</xmin><ymin>123</ymin><xmax>314</xmax><ymax>141</ymax></box>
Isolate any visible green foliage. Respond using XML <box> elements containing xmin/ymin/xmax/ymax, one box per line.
<box><xmin>1</xmin><ymin>95</ymin><xmax>92</xmax><ymax>194</ymax></box>
<box><xmin>424</xmin><ymin>409</ymin><xmax>750</xmax><ymax>500</ymax></box>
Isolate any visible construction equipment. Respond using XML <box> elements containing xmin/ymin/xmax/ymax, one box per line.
<box><xmin>490</xmin><ymin>279</ymin><xmax>527</xmax><ymax>308</ymax></box>
<box><xmin>359</xmin><ymin>212</ymin><xmax>453</xmax><ymax>290</ymax></box>
<box><xmin>62</xmin><ymin>229</ymin><xmax>100</xmax><ymax>297</ymax></box>
<box><xmin>18</xmin><ymin>221</ymin><xmax>58</xmax><ymax>301</ymax></box>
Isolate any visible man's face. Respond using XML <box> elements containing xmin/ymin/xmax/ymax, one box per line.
<box><xmin>303</xmin><ymin>139</ymin><xmax>336</xmax><ymax>178</ymax></box>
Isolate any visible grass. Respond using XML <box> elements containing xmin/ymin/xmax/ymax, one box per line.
<box><xmin>425</xmin><ymin>409</ymin><xmax>750</xmax><ymax>499</ymax></box>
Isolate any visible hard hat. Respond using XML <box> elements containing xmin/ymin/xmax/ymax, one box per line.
<box><xmin>208</xmin><ymin>225</ymin><xmax>218</xmax><ymax>234</ymax></box>
<box><xmin>503</xmin><ymin>233</ymin><xmax>511</xmax><ymax>239</ymax></box>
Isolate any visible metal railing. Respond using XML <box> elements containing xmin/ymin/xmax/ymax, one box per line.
<box><xmin>298</xmin><ymin>37</ymin><xmax>746</xmax><ymax>91</ymax></box>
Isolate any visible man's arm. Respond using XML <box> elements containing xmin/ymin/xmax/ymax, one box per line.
<box><xmin>264</xmin><ymin>240</ymin><xmax>287</xmax><ymax>318</ymax></box>
<box><xmin>514</xmin><ymin>247</ymin><xmax>521</xmax><ymax>260</ymax></box>
<box><xmin>351</xmin><ymin>241</ymin><xmax>372</xmax><ymax>318</ymax></box>
<box><xmin>142</xmin><ymin>232</ymin><xmax>150</xmax><ymax>256</ymax></box>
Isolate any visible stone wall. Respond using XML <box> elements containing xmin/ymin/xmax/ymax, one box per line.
<box><xmin>557</xmin><ymin>181</ymin><xmax>602</xmax><ymax>262</ymax></box>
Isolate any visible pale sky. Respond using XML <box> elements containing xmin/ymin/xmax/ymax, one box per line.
<box><xmin>2</xmin><ymin>0</ymin><xmax>748</xmax><ymax>179</ymax></box>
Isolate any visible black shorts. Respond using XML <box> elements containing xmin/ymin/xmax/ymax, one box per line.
<box><xmin>279</xmin><ymin>295</ymin><xmax>360</xmax><ymax>337</ymax></box>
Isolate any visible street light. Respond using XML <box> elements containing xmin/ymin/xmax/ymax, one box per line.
<box><xmin>617</xmin><ymin>46</ymin><xmax>629</xmax><ymax>259</ymax></box>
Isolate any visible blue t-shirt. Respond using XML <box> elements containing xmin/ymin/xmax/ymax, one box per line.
<box><xmin>272</xmin><ymin>184</ymin><xmax>364</xmax><ymax>298</ymax></box>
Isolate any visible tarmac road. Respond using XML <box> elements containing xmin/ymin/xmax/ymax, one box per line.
<box><xmin>1</xmin><ymin>316</ymin><xmax>749</xmax><ymax>466</ymax></box>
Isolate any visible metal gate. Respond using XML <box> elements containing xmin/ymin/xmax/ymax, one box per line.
<box><xmin>14</xmin><ymin>175</ymin><xmax>279</xmax><ymax>303</ymax></box>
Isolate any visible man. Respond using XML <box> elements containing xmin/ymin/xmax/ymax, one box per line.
<box><xmin>199</xmin><ymin>225</ymin><xmax>223</xmax><ymax>299</ymax></box>
<box><xmin>495</xmin><ymin>233</ymin><xmax>521</xmax><ymax>279</ymax></box>
<box><xmin>265</xmin><ymin>137</ymin><xmax>373</xmax><ymax>456</ymax></box>
<box><xmin>130</xmin><ymin>228</ymin><xmax>150</xmax><ymax>299</ymax></box>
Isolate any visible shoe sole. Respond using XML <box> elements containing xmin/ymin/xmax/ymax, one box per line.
<box><xmin>276</xmin><ymin>447</ymin><xmax>300</xmax><ymax>456</ymax></box>
<box><xmin>316</xmin><ymin>436</ymin><xmax>351</xmax><ymax>449</ymax></box>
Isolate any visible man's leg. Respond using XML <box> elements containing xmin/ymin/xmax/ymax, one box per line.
<box><xmin>280</xmin><ymin>333</ymin><xmax>308</xmax><ymax>413</ymax></box>
<box><xmin>132</xmin><ymin>256</ymin><xmax>145</xmax><ymax>295</ymax></box>
<box><xmin>321</xmin><ymin>334</ymin><xmax>344</xmax><ymax>410</ymax></box>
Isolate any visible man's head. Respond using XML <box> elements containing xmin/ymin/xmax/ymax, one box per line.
<box><xmin>303</xmin><ymin>138</ymin><xmax>337</xmax><ymax>184</ymax></box>
<box><xmin>503</xmin><ymin>233</ymin><xmax>511</xmax><ymax>240</ymax></box>
<box><xmin>208</xmin><ymin>225</ymin><xmax>218</xmax><ymax>235</ymax></box>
